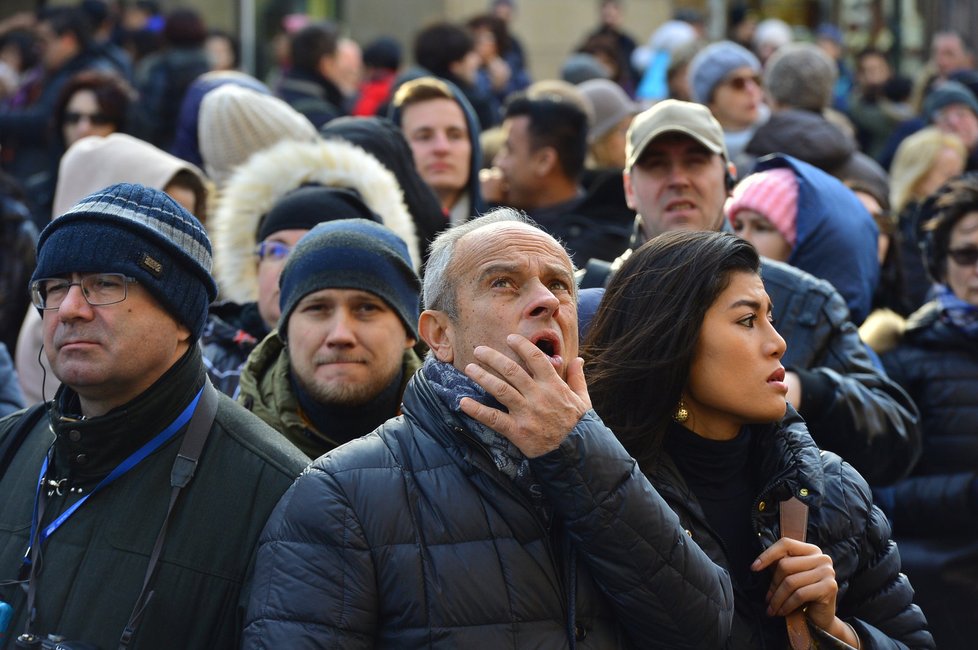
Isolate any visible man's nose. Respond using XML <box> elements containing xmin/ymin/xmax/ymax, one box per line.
<box><xmin>58</xmin><ymin>283</ymin><xmax>95</xmax><ymax>320</ymax></box>
<box><xmin>667</xmin><ymin>162</ymin><xmax>691</xmax><ymax>185</ymax></box>
<box><xmin>325</xmin><ymin>311</ymin><xmax>356</xmax><ymax>345</ymax></box>
<box><xmin>524</xmin><ymin>280</ymin><xmax>560</xmax><ymax>319</ymax></box>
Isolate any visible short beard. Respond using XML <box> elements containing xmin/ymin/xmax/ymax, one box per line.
<box><xmin>292</xmin><ymin>363</ymin><xmax>401</xmax><ymax>408</ymax></box>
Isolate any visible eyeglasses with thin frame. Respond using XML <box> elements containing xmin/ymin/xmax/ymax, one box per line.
<box><xmin>723</xmin><ymin>74</ymin><xmax>763</xmax><ymax>91</ymax></box>
<box><xmin>947</xmin><ymin>246</ymin><xmax>978</xmax><ymax>267</ymax></box>
<box><xmin>254</xmin><ymin>241</ymin><xmax>292</xmax><ymax>262</ymax></box>
<box><xmin>30</xmin><ymin>273</ymin><xmax>139</xmax><ymax>310</ymax></box>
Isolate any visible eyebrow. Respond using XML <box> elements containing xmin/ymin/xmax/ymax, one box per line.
<box><xmin>727</xmin><ymin>298</ymin><xmax>774</xmax><ymax>312</ymax></box>
<box><xmin>477</xmin><ymin>262</ymin><xmax>574</xmax><ymax>284</ymax></box>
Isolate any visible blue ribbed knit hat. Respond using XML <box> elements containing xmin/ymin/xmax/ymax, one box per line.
<box><xmin>688</xmin><ymin>40</ymin><xmax>761</xmax><ymax>104</ymax></box>
<box><xmin>32</xmin><ymin>183</ymin><xmax>217</xmax><ymax>339</ymax></box>
<box><xmin>278</xmin><ymin>218</ymin><xmax>421</xmax><ymax>340</ymax></box>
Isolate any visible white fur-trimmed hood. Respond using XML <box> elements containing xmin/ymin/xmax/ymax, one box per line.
<box><xmin>211</xmin><ymin>138</ymin><xmax>420</xmax><ymax>303</ymax></box>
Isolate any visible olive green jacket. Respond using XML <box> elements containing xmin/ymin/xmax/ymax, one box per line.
<box><xmin>238</xmin><ymin>331</ymin><xmax>422</xmax><ymax>458</ymax></box>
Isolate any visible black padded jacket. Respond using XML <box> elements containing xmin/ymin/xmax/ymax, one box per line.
<box><xmin>644</xmin><ymin>410</ymin><xmax>934</xmax><ymax>649</ymax></box>
<box><xmin>244</xmin><ymin>368</ymin><xmax>735</xmax><ymax>649</ymax></box>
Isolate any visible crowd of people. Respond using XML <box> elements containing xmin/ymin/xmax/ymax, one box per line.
<box><xmin>0</xmin><ymin>0</ymin><xmax>976</xmax><ymax>648</ymax></box>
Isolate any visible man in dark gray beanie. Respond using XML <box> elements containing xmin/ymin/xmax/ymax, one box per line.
<box><xmin>0</xmin><ymin>183</ymin><xmax>307</xmax><ymax>649</ymax></box>
<box><xmin>924</xmin><ymin>79</ymin><xmax>978</xmax><ymax>171</ymax></box>
<box><xmin>238</xmin><ymin>217</ymin><xmax>422</xmax><ymax>459</ymax></box>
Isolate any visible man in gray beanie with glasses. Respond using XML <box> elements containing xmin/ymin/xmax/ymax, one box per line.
<box><xmin>0</xmin><ymin>183</ymin><xmax>307</xmax><ymax>649</ymax></box>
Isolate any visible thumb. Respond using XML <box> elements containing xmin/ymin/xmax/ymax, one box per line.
<box><xmin>567</xmin><ymin>357</ymin><xmax>592</xmax><ymax>409</ymax></box>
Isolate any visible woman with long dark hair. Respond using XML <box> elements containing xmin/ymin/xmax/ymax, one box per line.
<box><xmin>583</xmin><ymin>230</ymin><xmax>933</xmax><ymax>649</ymax></box>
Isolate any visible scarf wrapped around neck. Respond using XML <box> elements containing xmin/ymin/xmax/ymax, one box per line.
<box><xmin>936</xmin><ymin>284</ymin><xmax>978</xmax><ymax>338</ymax></box>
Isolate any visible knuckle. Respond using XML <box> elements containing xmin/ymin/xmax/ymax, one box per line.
<box><xmin>501</xmin><ymin>359</ymin><xmax>521</xmax><ymax>379</ymax></box>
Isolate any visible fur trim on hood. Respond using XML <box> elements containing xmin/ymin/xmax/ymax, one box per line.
<box><xmin>212</xmin><ymin>138</ymin><xmax>420</xmax><ymax>303</ymax></box>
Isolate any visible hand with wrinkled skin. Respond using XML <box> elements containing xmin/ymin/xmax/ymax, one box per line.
<box><xmin>460</xmin><ymin>333</ymin><xmax>591</xmax><ymax>458</ymax></box>
<box><xmin>752</xmin><ymin>537</ymin><xmax>860</xmax><ymax>647</ymax></box>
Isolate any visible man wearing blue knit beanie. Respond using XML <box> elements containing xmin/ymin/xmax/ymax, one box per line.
<box><xmin>238</xmin><ymin>218</ymin><xmax>423</xmax><ymax>458</ymax></box>
<box><xmin>0</xmin><ymin>183</ymin><xmax>307</xmax><ymax>649</ymax></box>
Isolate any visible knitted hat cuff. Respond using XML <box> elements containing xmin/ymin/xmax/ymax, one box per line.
<box><xmin>33</xmin><ymin>183</ymin><xmax>216</xmax><ymax>339</ymax></box>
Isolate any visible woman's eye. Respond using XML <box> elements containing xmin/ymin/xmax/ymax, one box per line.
<box><xmin>738</xmin><ymin>314</ymin><xmax>757</xmax><ymax>328</ymax></box>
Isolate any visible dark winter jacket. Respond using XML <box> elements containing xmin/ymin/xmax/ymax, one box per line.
<box><xmin>0</xmin><ymin>346</ymin><xmax>308</xmax><ymax>649</ymax></box>
<box><xmin>237</xmin><ymin>331</ymin><xmax>422</xmax><ymax>459</ymax></box>
<box><xmin>0</xmin><ymin>190</ymin><xmax>36</xmax><ymax>354</ymax></box>
<box><xmin>752</xmin><ymin>154</ymin><xmax>879</xmax><ymax>326</ymax></box>
<box><xmin>243</xmin><ymin>367</ymin><xmax>735</xmax><ymax>649</ymax></box>
<box><xmin>645</xmin><ymin>411</ymin><xmax>934</xmax><ymax>649</ymax></box>
<box><xmin>130</xmin><ymin>46</ymin><xmax>211</xmax><ymax>150</ymax></box>
<box><xmin>0</xmin><ymin>342</ymin><xmax>24</xmax><ymax>417</ymax></box>
<box><xmin>276</xmin><ymin>68</ymin><xmax>346</xmax><ymax>129</ymax></box>
<box><xmin>200</xmin><ymin>300</ymin><xmax>268</xmax><ymax>398</ymax></box>
<box><xmin>761</xmin><ymin>259</ymin><xmax>920</xmax><ymax>486</ymax></box>
<box><xmin>878</xmin><ymin>301</ymin><xmax>978</xmax><ymax>649</ymax></box>
<box><xmin>530</xmin><ymin>176</ymin><xmax>635</xmax><ymax>268</ymax></box>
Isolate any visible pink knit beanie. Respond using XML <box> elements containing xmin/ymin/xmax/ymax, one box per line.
<box><xmin>726</xmin><ymin>168</ymin><xmax>799</xmax><ymax>246</ymax></box>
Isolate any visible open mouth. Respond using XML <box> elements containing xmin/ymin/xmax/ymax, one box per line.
<box><xmin>535</xmin><ymin>338</ymin><xmax>555</xmax><ymax>356</ymax></box>
<box><xmin>530</xmin><ymin>333</ymin><xmax>562</xmax><ymax>370</ymax></box>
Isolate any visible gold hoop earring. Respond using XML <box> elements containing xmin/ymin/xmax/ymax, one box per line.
<box><xmin>673</xmin><ymin>399</ymin><xmax>689</xmax><ymax>423</ymax></box>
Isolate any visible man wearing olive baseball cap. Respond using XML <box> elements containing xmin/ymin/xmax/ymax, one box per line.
<box><xmin>583</xmin><ymin>98</ymin><xmax>923</xmax><ymax>497</ymax></box>
<box><xmin>623</xmin><ymin>98</ymin><xmax>737</xmax><ymax>243</ymax></box>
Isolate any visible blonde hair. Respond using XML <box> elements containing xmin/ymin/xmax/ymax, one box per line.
<box><xmin>889</xmin><ymin>127</ymin><xmax>967</xmax><ymax>213</ymax></box>
<box><xmin>392</xmin><ymin>76</ymin><xmax>454</xmax><ymax>109</ymax></box>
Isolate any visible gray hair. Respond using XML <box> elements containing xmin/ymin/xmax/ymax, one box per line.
<box><xmin>422</xmin><ymin>207</ymin><xmax>573</xmax><ymax>319</ymax></box>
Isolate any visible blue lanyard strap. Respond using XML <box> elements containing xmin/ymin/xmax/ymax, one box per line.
<box><xmin>24</xmin><ymin>386</ymin><xmax>204</xmax><ymax>560</ymax></box>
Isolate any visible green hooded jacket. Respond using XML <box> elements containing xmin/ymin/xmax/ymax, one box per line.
<box><xmin>238</xmin><ymin>331</ymin><xmax>422</xmax><ymax>458</ymax></box>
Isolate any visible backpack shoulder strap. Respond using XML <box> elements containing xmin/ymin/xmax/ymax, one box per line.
<box><xmin>0</xmin><ymin>403</ymin><xmax>49</xmax><ymax>479</ymax></box>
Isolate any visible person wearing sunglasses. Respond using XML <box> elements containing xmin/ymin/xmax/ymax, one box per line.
<box><xmin>687</xmin><ymin>40</ymin><xmax>767</xmax><ymax>178</ymax></box>
<box><xmin>54</xmin><ymin>69</ymin><xmax>132</xmax><ymax>151</ymax></box>
<box><xmin>878</xmin><ymin>173</ymin><xmax>978</xmax><ymax>649</ymax></box>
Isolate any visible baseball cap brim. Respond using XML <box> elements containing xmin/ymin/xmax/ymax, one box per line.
<box><xmin>626</xmin><ymin>99</ymin><xmax>728</xmax><ymax>170</ymax></box>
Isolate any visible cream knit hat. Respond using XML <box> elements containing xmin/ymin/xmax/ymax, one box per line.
<box><xmin>198</xmin><ymin>84</ymin><xmax>318</xmax><ymax>187</ymax></box>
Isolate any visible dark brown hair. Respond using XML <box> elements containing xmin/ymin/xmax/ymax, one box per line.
<box><xmin>582</xmin><ymin>231</ymin><xmax>759</xmax><ymax>467</ymax></box>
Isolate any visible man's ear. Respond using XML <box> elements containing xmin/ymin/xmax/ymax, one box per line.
<box><xmin>535</xmin><ymin>146</ymin><xmax>558</xmax><ymax>176</ymax></box>
<box><xmin>418</xmin><ymin>310</ymin><xmax>454</xmax><ymax>363</ymax></box>
<box><xmin>623</xmin><ymin>168</ymin><xmax>635</xmax><ymax>209</ymax></box>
